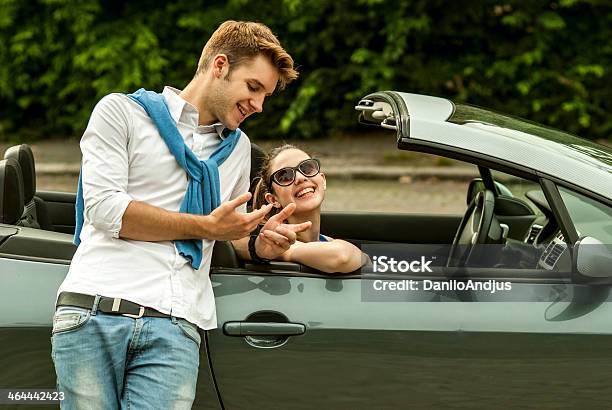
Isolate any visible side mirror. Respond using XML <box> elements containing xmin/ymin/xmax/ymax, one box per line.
<box><xmin>466</xmin><ymin>178</ymin><xmax>514</xmax><ymax>205</ymax></box>
<box><xmin>574</xmin><ymin>236</ymin><xmax>612</xmax><ymax>279</ymax></box>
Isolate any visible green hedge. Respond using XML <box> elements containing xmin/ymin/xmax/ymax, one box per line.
<box><xmin>0</xmin><ymin>0</ymin><xmax>610</xmax><ymax>141</ymax></box>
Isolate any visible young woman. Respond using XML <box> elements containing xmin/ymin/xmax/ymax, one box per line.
<box><xmin>253</xmin><ymin>144</ymin><xmax>368</xmax><ymax>273</ymax></box>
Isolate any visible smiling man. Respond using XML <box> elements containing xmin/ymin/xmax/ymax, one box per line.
<box><xmin>51</xmin><ymin>21</ymin><xmax>306</xmax><ymax>409</ymax></box>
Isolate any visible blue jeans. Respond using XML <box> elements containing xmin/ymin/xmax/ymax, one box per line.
<box><xmin>51</xmin><ymin>297</ymin><xmax>201</xmax><ymax>409</ymax></box>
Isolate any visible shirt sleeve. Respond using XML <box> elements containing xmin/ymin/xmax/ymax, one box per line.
<box><xmin>230</xmin><ymin>134</ymin><xmax>252</xmax><ymax>214</ymax></box>
<box><xmin>80</xmin><ymin>94</ymin><xmax>134</xmax><ymax>237</ymax></box>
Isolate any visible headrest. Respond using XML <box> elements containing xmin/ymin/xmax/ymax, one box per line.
<box><xmin>248</xmin><ymin>143</ymin><xmax>267</xmax><ymax>211</ymax></box>
<box><xmin>0</xmin><ymin>158</ymin><xmax>25</xmax><ymax>225</ymax></box>
<box><xmin>4</xmin><ymin>144</ymin><xmax>36</xmax><ymax>203</ymax></box>
<box><xmin>250</xmin><ymin>143</ymin><xmax>266</xmax><ymax>183</ymax></box>
<box><xmin>211</xmin><ymin>240</ymin><xmax>240</xmax><ymax>268</ymax></box>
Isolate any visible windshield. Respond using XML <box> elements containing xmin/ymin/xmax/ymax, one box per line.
<box><xmin>559</xmin><ymin>187</ymin><xmax>612</xmax><ymax>243</ymax></box>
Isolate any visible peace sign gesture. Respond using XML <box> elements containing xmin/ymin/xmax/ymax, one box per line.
<box><xmin>255</xmin><ymin>203</ymin><xmax>311</xmax><ymax>260</ymax></box>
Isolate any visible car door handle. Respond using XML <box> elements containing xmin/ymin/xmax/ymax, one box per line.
<box><xmin>223</xmin><ymin>321</ymin><xmax>305</xmax><ymax>337</ymax></box>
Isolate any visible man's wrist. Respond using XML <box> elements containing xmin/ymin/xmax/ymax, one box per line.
<box><xmin>194</xmin><ymin>214</ymin><xmax>216</xmax><ymax>239</ymax></box>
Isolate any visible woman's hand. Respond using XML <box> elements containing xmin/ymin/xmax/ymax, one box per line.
<box><xmin>255</xmin><ymin>203</ymin><xmax>312</xmax><ymax>260</ymax></box>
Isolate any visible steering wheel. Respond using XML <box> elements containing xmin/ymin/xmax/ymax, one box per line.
<box><xmin>447</xmin><ymin>189</ymin><xmax>500</xmax><ymax>267</ymax></box>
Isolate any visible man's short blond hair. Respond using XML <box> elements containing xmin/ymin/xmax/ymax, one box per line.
<box><xmin>197</xmin><ymin>21</ymin><xmax>298</xmax><ymax>90</ymax></box>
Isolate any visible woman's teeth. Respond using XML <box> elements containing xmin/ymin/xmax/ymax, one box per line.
<box><xmin>296</xmin><ymin>187</ymin><xmax>315</xmax><ymax>198</ymax></box>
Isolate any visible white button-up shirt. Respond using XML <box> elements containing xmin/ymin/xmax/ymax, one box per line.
<box><xmin>57</xmin><ymin>87</ymin><xmax>251</xmax><ymax>330</ymax></box>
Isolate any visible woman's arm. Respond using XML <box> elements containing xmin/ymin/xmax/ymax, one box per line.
<box><xmin>279</xmin><ymin>239</ymin><xmax>368</xmax><ymax>273</ymax></box>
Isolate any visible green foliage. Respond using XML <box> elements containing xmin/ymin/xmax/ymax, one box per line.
<box><xmin>0</xmin><ymin>0</ymin><xmax>610</xmax><ymax>141</ymax></box>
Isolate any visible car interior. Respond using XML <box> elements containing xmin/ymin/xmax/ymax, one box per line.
<box><xmin>0</xmin><ymin>142</ymin><xmax>573</xmax><ymax>279</ymax></box>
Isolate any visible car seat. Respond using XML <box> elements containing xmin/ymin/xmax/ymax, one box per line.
<box><xmin>0</xmin><ymin>157</ymin><xmax>25</xmax><ymax>225</ymax></box>
<box><xmin>4</xmin><ymin>144</ymin><xmax>53</xmax><ymax>230</ymax></box>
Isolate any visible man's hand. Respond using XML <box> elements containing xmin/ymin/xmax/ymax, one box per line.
<box><xmin>203</xmin><ymin>192</ymin><xmax>272</xmax><ymax>241</ymax></box>
<box><xmin>255</xmin><ymin>203</ymin><xmax>311</xmax><ymax>259</ymax></box>
<box><xmin>120</xmin><ymin>192</ymin><xmax>272</xmax><ymax>242</ymax></box>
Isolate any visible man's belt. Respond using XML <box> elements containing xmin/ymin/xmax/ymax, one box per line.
<box><xmin>56</xmin><ymin>292</ymin><xmax>170</xmax><ymax>319</ymax></box>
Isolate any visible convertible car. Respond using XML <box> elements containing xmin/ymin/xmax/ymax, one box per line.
<box><xmin>1</xmin><ymin>91</ymin><xmax>611</xmax><ymax>409</ymax></box>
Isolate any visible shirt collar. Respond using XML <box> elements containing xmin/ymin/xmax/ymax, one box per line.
<box><xmin>161</xmin><ymin>86</ymin><xmax>227</xmax><ymax>139</ymax></box>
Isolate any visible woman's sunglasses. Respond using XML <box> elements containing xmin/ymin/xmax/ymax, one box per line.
<box><xmin>269</xmin><ymin>158</ymin><xmax>321</xmax><ymax>187</ymax></box>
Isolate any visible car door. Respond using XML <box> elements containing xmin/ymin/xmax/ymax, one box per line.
<box><xmin>206</xmin><ymin>175</ymin><xmax>612</xmax><ymax>409</ymax></box>
<box><xmin>0</xmin><ymin>248</ymin><xmax>68</xmax><ymax>391</ymax></box>
<box><xmin>206</xmin><ymin>260</ymin><xmax>612</xmax><ymax>409</ymax></box>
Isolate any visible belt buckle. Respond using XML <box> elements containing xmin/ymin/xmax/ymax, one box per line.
<box><xmin>111</xmin><ymin>297</ymin><xmax>145</xmax><ymax>319</ymax></box>
<box><xmin>123</xmin><ymin>307</ymin><xmax>145</xmax><ymax>319</ymax></box>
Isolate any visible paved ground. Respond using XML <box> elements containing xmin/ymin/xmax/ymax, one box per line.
<box><xmin>1</xmin><ymin>131</ymin><xmax>467</xmax><ymax>168</ymax></box>
<box><xmin>2</xmin><ymin>134</ymin><xmax>476</xmax><ymax>214</ymax></box>
<box><xmin>35</xmin><ymin>174</ymin><xmax>470</xmax><ymax>214</ymax></box>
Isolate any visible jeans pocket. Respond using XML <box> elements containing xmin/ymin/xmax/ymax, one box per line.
<box><xmin>176</xmin><ymin>319</ymin><xmax>201</xmax><ymax>348</ymax></box>
<box><xmin>52</xmin><ymin>307</ymin><xmax>92</xmax><ymax>335</ymax></box>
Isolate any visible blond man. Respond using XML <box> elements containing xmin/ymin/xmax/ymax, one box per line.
<box><xmin>52</xmin><ymin>21</ymin><xmax>306</xmax><ymax>409</ymax></box>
